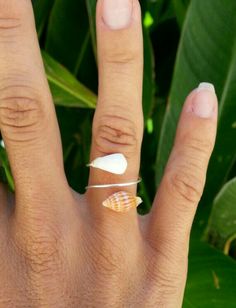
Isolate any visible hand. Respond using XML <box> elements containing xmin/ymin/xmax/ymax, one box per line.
<box><xmin>0</xmin><ymin>0</ymin><xmax>217</xmax><ymax>307</ymax></box>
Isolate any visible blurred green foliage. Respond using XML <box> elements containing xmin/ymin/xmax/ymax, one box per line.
<box><xmin>0</xmin><ymin>0</ymin><xmax>235</xmax><ymax>306</ymax></box>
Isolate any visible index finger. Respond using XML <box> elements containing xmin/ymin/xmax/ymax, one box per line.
<box><xmin>0</xmin><ymin>1</ymin><xmax>69</xmax><ymax>215</ymax></box>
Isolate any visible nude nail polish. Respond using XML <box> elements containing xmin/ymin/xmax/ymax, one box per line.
<box><xmin>102</xmin><ymin>0</ymin><xmax>133</xmax><ymax>30</ymax></box>
<box><xmin>192</xmin><ymin>82</ymin><xmax>216</xmax><ymax>118</ymax></box>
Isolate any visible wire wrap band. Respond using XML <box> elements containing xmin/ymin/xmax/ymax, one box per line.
<box><xmin>85</xmin><ymin>178</ymin><xmax>142</xmax><ymax>189</ymax></box>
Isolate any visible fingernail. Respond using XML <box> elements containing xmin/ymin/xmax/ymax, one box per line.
<box><xmin>197</xmin><ymin>82</ymin><xmax>215</xmax><ymax>93</ymax></box>
<box><xmin>102</xmin><ymin>0</ymin><xmax>133</xmax><ymax>30</ymax></box>
<box><xmin>192</xmin><ymin>82</ymin><xmax>216</xmax><ymax>118</ymax></box>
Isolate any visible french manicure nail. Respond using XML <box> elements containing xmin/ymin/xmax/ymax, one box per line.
<box><xmin>197</xmin><ymin>82</ymin><xmax>215</xmax><ymax>93</ymax></box>
<box><xmin>192</xmin><ymin>82</ymin><xmax>216</xmax><ymax>118</ymax></box>
<box><xmin>102</xmin><ymin>0</ymin><xmax>133</xmax><ymax>30</ymax></box>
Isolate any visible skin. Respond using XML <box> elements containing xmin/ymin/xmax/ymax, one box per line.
<box><xmin>0</xmin><ymin>0</ymin><xmax>218</xmax><ymax>307</ymax></box>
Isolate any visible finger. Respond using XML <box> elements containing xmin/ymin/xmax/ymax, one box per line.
<box><xmin>148</xmin><ymin>83</ymin><xmax>218</xmax><ymax>254</ymax></box>
<box><xmin>87</xmin><ymin>0</ymin><xmax>143</xmax><ymax>227</ymax></box>
<box><xmin>0</xmin><ymin>183</ymin><xmax>8</xmax><ymax>216</ymax></box>
<box><xmin>0</xmin><ymin>1</ymin><xmax>69</xmax><ymax>213</ymax></box>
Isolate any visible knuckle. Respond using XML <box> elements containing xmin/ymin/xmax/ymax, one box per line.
<box><xmin>25</xmin><ymin>237</ymin><xmax>59</xmax><ymax>273</ymax></box>
<box><xmin>147</xmin><ymin>234</ymin><xmax>189</xmax><ymax>267</ymax></box>
<box><xmin>0</xmin><ymin>85</ymin><xmax>47</xmax><ymax>142</ymax></box>
<box><xmin>94</xmin><ymin>245</ymin><xmax>123</xmax><ymax>276</ymax></box>
<box><xmin>0</xmin><ymin>18</ymin><xmax>21</xmax><ymax>44</ymax></box>
<box><xmin>93</xmin><ymin>113</ymin><xmax>141</xmax><ymax>157</ymax></box>
<box><xmin>16</xmin><ymin>238</ymin><xmax>61</xmax><ymax>277</ymax></box>
<box><xmin>165</xmin><ymin>169</ymin><xmax>204</xmax><ymax>204</ymax></box>
<box><xmin>90</xmin><ymin>234</ymin><xmax>124</xmax><ymax>276</ymax></box>
<box><xmin>103</xmin><ymin>41</ymin><xmax>140</xmax><ymax>66</ymax></box>
<box><xmin>104</xmin><ymin>49</ymin><xmax>139</xmax><ymax>66</ymax></box>
<box><xmin>146</xmin><ymin>264</ymin><xmax>179</xmax><ymax>305</ymax></box>
<box><xmin>11</xmin><ymin>218</ymin><xmax>62</xmax><ymax>275</ymax></box>
<box><xmin>0</xmin><ymin>17</ymin><xmax>21</xmax><ymax>32</ymax></box>
<box><xmin>84</xmin><ymin>227</ymin><xmax>129</xmax><ymax>281</ymax></box>
<box><xmin>145</xmin><ymin>251</ymin><xmax>187</xmax><ymax>306</ymax></box>
<box><xmin>0</xmin><ymin>2</ymin><xmax>30</xmax><ymax>41</ymax></box>
<box><xmin>182</xmin><ymin>135</ymin><xmax>214</xmax><ymax>157</ymax></box>
<box><xmin>0</xmin><ymin>0</ymin><xmax>30</xmax><ymax>20</ymax></box>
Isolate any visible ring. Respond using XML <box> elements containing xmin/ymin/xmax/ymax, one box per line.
<box><xmin>85</xmin><ymin>178</ymin><xmax>142</xmax><ymax>189</ymax></box>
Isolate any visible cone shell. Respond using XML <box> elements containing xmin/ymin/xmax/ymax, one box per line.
<box><xmin>102</xmin><ymin>191</ymin><xmax>143</xmax><ymax>213</ymax></box>
<box><xmin>88</xmin><ymin>153</ymin><xmax>128</xmax><ymax>175</ymax></box>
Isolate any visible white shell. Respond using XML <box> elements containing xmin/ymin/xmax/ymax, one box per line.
<box><xmin>0</xmin><ymin>140</ymin><xmax>5</xmax><ymax>148</ymax></box>
<box><xmin>88</xmin><ymin>153</ymin><xmax>128</xmax><ymax>175</ymax></box>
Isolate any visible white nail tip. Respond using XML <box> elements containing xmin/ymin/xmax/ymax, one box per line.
<box><xmin>197</xmin><ymin>82</ymin><xmax>215</xmax><ymax>93</ymax></box>
<box><xmin>88</xmin><ymin>153</ymin><xmax>128</xmax><ymax>175</ymax></box>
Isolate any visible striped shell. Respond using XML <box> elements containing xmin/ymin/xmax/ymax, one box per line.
<box><xmin>102</xmin><ymin>191</ymin><xmax>143</xmax><ymax>213</ymax></box>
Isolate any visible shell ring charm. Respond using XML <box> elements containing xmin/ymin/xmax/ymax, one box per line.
<box><xmin>87</xmin><ymin>153</ymin><xmax>142</xmax><ymax>213</ymax></box>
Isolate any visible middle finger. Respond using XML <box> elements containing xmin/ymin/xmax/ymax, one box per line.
<box><xmin>86</xmin><ymin>0</ymin><xmax>143</xmax><ymax>232</ymax></box>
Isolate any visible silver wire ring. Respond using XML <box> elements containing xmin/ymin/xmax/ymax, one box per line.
<box><xmin>85</xmin><ymin>178</ymin><xmax>142</xmax><ymax>189</ymax></box>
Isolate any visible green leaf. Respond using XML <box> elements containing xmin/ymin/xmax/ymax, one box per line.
<box><xmin>155</xmin><ymin>0</ymin><xmax>236</xmax><ymax>207</ymax></box>
<box><xmin>146</xmin><ymin>0</ymin><xmax>165</xmax><ymax>24</ymax></box>
<box><xmin>45</xmin><ymin>0</ymin><xmax>90</xmax><ymax>74</ymax></box>
<box><xmin>183</xmin><ymin>240</ymin><xmax>236</xmax><ymax>307</ymax></box>
<box><xmin>85</xmin><ymin>0</ymin><xmax>97</xmax><ymax>60</ymax></box>
<box><xmin>42</xmin><ymin>51</ymin><xmax>97</xmax><ymax>109</ymax></box>
<box><xmin>205</xmin><ymin>177</ymin><xmax>236</xmax><ymax>253</ymax></box>
<box><xmin>0</xmin><ymin>146</ymin><xmax>14</xmax><ymax>191</ymax></box>
<box><xmin>32</xmin><ymin>0</ymin><xmax>55</xmax><ymax>38</ymax></box>
<box><xmin>44</xmin><ymin>0</ymin><xmax>98</xmax><ymax>92</ymax></box>
<box><xmin>56</xmin><ymin>107</ymin><xmax>92</xmax><ymax>193</ymax></box>
<box><xmin>172</xmin><ymin>0</ymin><xmax>191</xmax><ymax>28</ymax></box>
<box><xmin>146</xmin><ymin>0</ymin><xmax>175</xmax><ymax>27</ymax></box>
